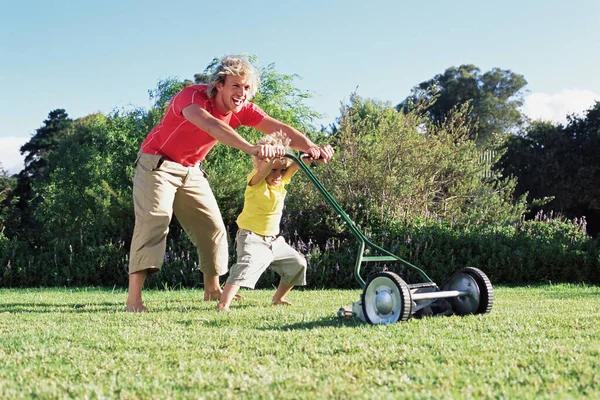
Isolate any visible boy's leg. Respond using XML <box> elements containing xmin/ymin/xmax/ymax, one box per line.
<box><xmin>269</xmin><ymin>237</ymin><xmax>307</xmax><ymax>306</ymax></box>
<box><xmin>270</xmin><ymin>237</ymin><xmax>307</xmax><ymax>286</ymax></box>
<box><xmin>217</xmin><ymin>283</ymin><xmax>241</xmax><ymax>311</ymax></box>
<box><xmin>224</xmin><ymin>230</ymin><xmax>274</xmax><ymax>307</ymax></box>
<box><xmin>272</xmin><ymin>283</ymin><xmax>294</xmax><ymax>305</ymax></box>
<box><xmin>173</xmin><ymin>165</ymin><xmax>229</xmax><ymax>301</ymax></box>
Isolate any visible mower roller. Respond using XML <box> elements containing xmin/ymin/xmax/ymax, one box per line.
<box><xmin>286</xmin><ymin>153</ymin><xmax>494</xmax><ymax>325</ymax></box>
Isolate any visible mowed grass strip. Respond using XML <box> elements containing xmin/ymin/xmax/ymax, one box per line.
<box><xmin>0</xmin><ymin>284</ymin><xmax>598</xmax><ymax>399</ymax></box>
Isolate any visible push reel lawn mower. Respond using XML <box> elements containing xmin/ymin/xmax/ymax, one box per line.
<box><xmin>286</xmin><ymin>153</ymin><xmax>494</xmax><ymax>325</ymax></box>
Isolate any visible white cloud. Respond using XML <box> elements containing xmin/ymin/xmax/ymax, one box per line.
<box><xmin>522</xmin><ymin>89</ymin><xmax>600</xmax><ymax>125</ymax></box>
<box><xmin>0</xmin><ymin>136</ymin><xmax>28</xmax><ymax>175</ymax></box>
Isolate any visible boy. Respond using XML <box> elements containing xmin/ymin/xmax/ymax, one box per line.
<box><xmin>217</xmin><ymin>131</ymin><xmax>319</xmax><ymax>311</ymax></box>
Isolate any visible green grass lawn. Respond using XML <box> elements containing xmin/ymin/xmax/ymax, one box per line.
<box><xmin>0</xmin><ymin>284</ymin><xmax>599</xmax><ymax>399</ymax></box>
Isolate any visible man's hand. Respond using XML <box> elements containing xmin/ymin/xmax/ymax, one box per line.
<box><xmin>307</xmin><ymin>144</ymin><xmax>334</xmax><ymax>163</ymax></box>
<box><xmin>301</xmin><ymin>154</ymin><xmax>323</xmax><ymax>165</ymax></box>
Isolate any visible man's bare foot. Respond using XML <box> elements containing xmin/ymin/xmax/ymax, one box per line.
<box><xmin>125</xmin><ymin>303</ymin><xmax>148</xmax><ymax>312</ymax></box>
<box><xmin>204</xmin><ymin>290</ymin><xmax>245</xmax><ymax>301</ymax></box>
<box><xmin>272</xmin><ymin>298</ymin><xmax>293</xmax><ymax>306</ymax></box>
<box><xmin>204</xmin><ymin>289</ymin><xmax>222</xmax><ymax>301</ymax></box>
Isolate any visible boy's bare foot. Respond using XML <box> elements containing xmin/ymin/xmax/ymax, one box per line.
<box><xmin>125</xmin><ymin>303</ymin><xmax>149</xmax><ymax>312</ymax></box>
<box><xmin>272</xmin><ymin>298</ymin><xmax>293</xmax><ymax>306</ymax></box>
<box><xmin>216</xmin><ymin>304</ymin><xmax>230</xmax><ymax>312</ymax></box>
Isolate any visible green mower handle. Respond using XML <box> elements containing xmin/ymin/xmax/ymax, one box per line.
<box><xmin>285</xmin><ymin>152</ymin><xmax>433</xmax><ymax>288</ymax></box>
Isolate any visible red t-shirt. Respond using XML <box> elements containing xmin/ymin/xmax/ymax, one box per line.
<box><xmin>140</xmin><ymin>84</ymin><xmax>267</xmax><ymax>166</ymax></box>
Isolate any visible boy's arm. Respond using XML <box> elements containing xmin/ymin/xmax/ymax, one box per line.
<box><xmin>248</xmin><ymin>158</ymin><xmax>276</xmax><ymax>186</ymax></box>
<box><xmin>281</xmin><ymin>156</ymin><xmax>323</xmax><ymax>180</ymax></box>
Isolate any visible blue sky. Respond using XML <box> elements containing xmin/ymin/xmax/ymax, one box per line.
<box><xmin>1</xmin><ymin>0</ymin><xmax>599</xmax><ymax>173</ymax></box>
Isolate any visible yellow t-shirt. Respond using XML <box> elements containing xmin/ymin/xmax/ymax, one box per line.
<box><xmin>236</xmin><ymin>169</ymin><xmax>291</xmax><ymax>236</ymax></box>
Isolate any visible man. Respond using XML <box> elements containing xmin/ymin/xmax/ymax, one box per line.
<box><xmin>126</xmin><ymin>55</ymin><xmax>334</xmax><ymax>311</ymax></box>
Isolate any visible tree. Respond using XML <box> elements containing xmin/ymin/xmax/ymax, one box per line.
<box><xmin>33</xmin><ymin>111</ymin><xmax>144</xmax><ymax>244</ymax></box>
<box><xmin>21</xmin><ymin>109</ymin><xmax>73</xmax><ymax>177</ymax></box>
<box><xmin>2</xmin><ymin>109</ymin><xmax>73</xmax><ymax>241</ymax></box>
<box><xmin>0</xmin><ymin>164</ymin><xmax>16</xmax><ymax>233</ymax></box>
<box><xmin>284</xmin><ymin>92</ymin><xmax>527</xmax><ymax>247</ymax></box>
<box><xmin>397</xmin><ymin>65</ymin><xmax>527</xmax><ymax>147</ymax></box>
<box><xmin>497</xmin><ymin>101</ymin><xmax>600</xmax><ymax>236</ymax></box>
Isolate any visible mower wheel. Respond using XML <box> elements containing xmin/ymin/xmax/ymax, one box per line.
<box><xmin>443</xmin><ymin>267</ymin><xmax>494</xmax><ymax>315</ymax></box>
<box><xmin>361</xmin><ymin>272</ymin><xmax>412</xmax><ymax>324</ymax></box>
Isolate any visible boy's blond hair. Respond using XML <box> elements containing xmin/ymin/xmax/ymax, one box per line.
<box><xmin>252</xmin><ymin>130</ymin><xmax>291</xmax><ymax>167</ymax></box>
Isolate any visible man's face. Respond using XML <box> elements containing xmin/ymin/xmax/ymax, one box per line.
<box><xmin>266</xmin><ymin>159</ymin><xmax>287</xmax><ymax>186</ymax></box>
<box><xmin>216</xmin><ymin>75</ymin><xmax>252</xmax><ymax>113</ymax></box>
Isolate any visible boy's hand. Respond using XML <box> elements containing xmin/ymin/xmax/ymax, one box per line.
<box><xmin>258</xmin><ymin>156</ymin><xmax>285</xmax><ymax>166</ymax></box>
<box><xmin>257</xmin><ymin>158</ymin><xmax>275</xmax><ymax>168</ymax></box>
<box><xmin>252</xmin><ymin>144</ymin><xmax>286</xmax><ymax>159</ymax></box>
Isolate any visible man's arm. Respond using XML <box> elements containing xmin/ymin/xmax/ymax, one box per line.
<box><xmin>182</xmin><ymin>105</ymin><xmax>285</xmax><ymax>159</ymax></box>
<box><xmin>253</xmin><ymin>115</ymin><xmax>334</xmax><ymax>162</ymax></box>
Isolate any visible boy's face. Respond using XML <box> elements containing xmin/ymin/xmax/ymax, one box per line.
<box><xmin>216</xmin><ymin>75</ymin><xmax>251</xmax><ymax>113</ymax></box>
<box><xmin>266</xmin><ymin>159</ymin><xmax>287</xmax><ymax>186</ymax></box>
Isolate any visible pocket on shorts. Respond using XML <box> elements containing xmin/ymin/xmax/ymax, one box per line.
<box><xmin>198</xmin><ymin>163</ymin><xmax>209</xmax><ymax>179</ymax></box>
<box><xmin>136</xmin><ymin>153</ymin><xmax>165</xmax><ymax>172</ymax></box>
<box><xmin>236</xmin><ymin>229</ymin><xmax>252</xmax><ymax>244</ymax></box>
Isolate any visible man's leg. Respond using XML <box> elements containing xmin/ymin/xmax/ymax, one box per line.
<box><xmin>203</xmin><ymin>275</ymin><xmax>222</xmax><ymax>301</ymax></box>
<box><xmin>126</xmin><ymin>153</ymin><xmax>179</xmax><ymax>311</ymax></box>
<box><xmin>173</xmin><ymin>166</ymin><xmax>230</xmax><ymax>301</ymax></box>
<box><xmin>126</xmin><ymin>270</ymin><xmax>149</xmax><ymax>312</ymax></box>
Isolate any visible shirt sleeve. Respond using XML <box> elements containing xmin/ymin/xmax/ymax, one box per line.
<box><xmin>240</xmin><ymin>102</ymin><xmax>267</xmax><ymax>126</ymax></box>
<box><xmin>247</xmin><ymin>170</ymin><xmax>257</xmax><ymax>183</ymax></box>
<box><xmin>172</xmin><ymin>86</ymin><xmax>208</xmax><ymax>117</ymax></box>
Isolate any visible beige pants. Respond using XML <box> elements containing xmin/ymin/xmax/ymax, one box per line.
<box><xmin>227</xmin><ymin>229</ymin><xmax>307</xmax><ymax>289</ymax></box>
<box><xmin>128</xmin><ymin>153</ymin><xmax>228</xmax><ymax>276</ymax></box>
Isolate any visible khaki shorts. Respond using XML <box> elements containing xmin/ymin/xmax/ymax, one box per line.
<box><xmin>128</xmin><ymin>152</ymin><xmax>228</xmax><ymax>276</ymax></box>
<box><xmin>227</xmin><ymin>229</ymin><xmax>307</xmax><ymax>289</ymax></box>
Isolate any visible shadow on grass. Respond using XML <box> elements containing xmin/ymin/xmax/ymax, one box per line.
<box><xmin>0</xmin><ymin>297</ymin><xmax>261</xmax><ymax>314</ymax></box>
<box><xmin>261</xmin><ymin>317</ymin><xmax>364</xmax><ymax>330</ymax></box>
<box><xmin>0</xmin><ymin>302</ymin><xmax>122</xmax><ymax>313</ymax></box>
<box><xmin>193</xmin><ymin>316</ymin><xmax>363</xmax><ymax>330</ymax></box>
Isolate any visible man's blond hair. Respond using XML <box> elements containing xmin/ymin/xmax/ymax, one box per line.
<box><xmin>207</xmin><ymin>55</ymin><xmax>260</xmax><ymax>100</ymax></box>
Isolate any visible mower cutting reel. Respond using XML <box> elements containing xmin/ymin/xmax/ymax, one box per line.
<box><xmin>286</xmin><ymin>153</ymin><xmax>495</xmax><ymax>325</ymax></box>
